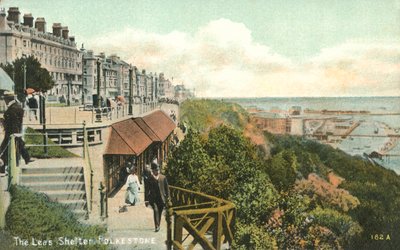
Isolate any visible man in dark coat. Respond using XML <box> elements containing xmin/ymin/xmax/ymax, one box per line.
<box><xmin>28</xmin><ymin>94</ymin><xmax>38</xmax><ymax>120</ymax></box>
<box><xmin>145</xmin><ymin>162</ymin><xmax>169</xmax><ymax>232</ymax></box>
<box><xmin>0</xmin><ymin>92</ymin><xmax>31</xmax><ymax>173</ymax></box>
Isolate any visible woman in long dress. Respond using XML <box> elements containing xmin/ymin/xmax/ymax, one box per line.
<box><xmin>125</xmin><ymin>166</ymin><xmax>140</xmax><ymax>206</ymax></box>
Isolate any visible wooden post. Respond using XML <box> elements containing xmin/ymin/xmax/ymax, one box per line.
<box><xmin>83</xmin><ymin>121</ymin><xmax>93</xmax><ymax>212</ymax></box>
<box><xmin>99</xmin><ymin>182</ymin><xmax>105</xmax><ymax>218</ymax></box>
<box><xmin>213</xmin><ymin>203</ymin><xmax>223</xmax><ymax>250</ymax></box>
<box><xmin>8</xmin><ymin>135</ymin><xmax>18</xmax><ymax>186</ymax></box>
<box><xmin>174</xmin><ymin>216</ymin><xmax>184</xmax><ymax>249</ymax></box>
<box><xmin>166</xmin><ymin>200</ymin><xmax>173</xmax><ymax>250</ymax></box>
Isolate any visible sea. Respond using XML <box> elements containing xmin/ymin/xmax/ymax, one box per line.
<box><xmin>225</xmin><ymin>96</ymin><xmax>400</xmax><ymax>174</ymax></box>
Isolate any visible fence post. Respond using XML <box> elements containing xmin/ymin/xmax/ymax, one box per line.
<box><xmin>166</xmin><ymin>200</ymin><xmax>173</xmax><ymax>250</ymax></box>
<box><xmin>213</xmin><ymin>202</ymin><xmax>223</xmax><ymax>250</ymax></box>
<box><xmin>8</xmin><ymin>135</ymin><xmax>18</xmax><ymax>187</ymax></box>
<box><xmin>99</xmin><ymin>182</ymin><xmax>107</xmax><ymax>220</ymax></box>
<box><xmin>44</xmin><ymin>132</ymin><xmax>48</xmax><ymax>157</ymax></box>
<box><xmin>83</xmin><ymin>121</ymin><xmax>93</xmax><ymax>212</ymax></box>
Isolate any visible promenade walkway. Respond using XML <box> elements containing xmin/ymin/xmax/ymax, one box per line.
<box><xmin>107</xmin><ymin>183</ymin><xmax>168</xmax><ymax>250</ymax></box>
<box><xmin>0</xmin><ymin>103</ymin><xmax>181</xmax><ymax>249</ymax></box>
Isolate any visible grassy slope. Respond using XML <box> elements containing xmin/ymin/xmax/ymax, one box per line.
<box><xmin>25</xmin><ymin>127</ymin><xmax>77</xmax><ymax>158</ymax></box>
<box><xmin>180</xmin><ymin>99</ymin><xmax>267</xmax><ymax>147</ymax></box>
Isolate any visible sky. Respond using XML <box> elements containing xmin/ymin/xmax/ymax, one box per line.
<box><xmin>2</xmin><ymin>0</ymin><xmax>400</xmax><ymax>97</ymax></box>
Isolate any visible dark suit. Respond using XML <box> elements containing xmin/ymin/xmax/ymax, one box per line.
<box><xmin>0</xmin><ymin>101</ymin><xmax>30</xmax><ymax>172</ymax></box>
<box><xmin>145</xmin><ymin>172</ymin><xmax>169</xmax><ymax>229</ymax></box>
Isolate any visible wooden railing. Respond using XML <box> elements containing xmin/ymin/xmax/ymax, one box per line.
<box><xmin>7</xmin><ymin>123</ymin><xmax>94</xmax><ymax>217</ymax></box>
<box><xmin>82</xmin><ymin>121</ymin><xmax>93</xmax><ymax>213</ymax></box>
<box><xmin>167</xmin><ymin>186</ymin><xmax>235</xmax><ymax>250</ymax></box>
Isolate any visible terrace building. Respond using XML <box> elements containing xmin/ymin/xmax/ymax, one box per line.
<box><xmin>0</xmin><ymin>7</ymin><xmax>83</xmax><ymax>103</ymax></box>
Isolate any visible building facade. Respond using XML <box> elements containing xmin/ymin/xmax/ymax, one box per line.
<box><xmin>252</xmin><ymin>112</ymin><xmax>292</xmax><ymax>134</ymax></box>
<box><xmin>1</xmin><ymin>7</ymin><xmax>188</xmax><ymax>105</ymax></box>
<box><xmin>158</xmin><ymin>73</ymin><xmax>174</xmax><ymax>99</ymax></box>
<box><xmin>0</xmin><ymin>7</ymin><xmax>83</xmax><ymax>103</ymax></box>
<box><xmin>82</xmin><ymin>51</ymin><xmax>162</xmax><ymax>105</ymax></box>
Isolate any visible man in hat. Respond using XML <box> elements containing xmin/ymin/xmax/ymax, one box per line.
<box><xmin>0</xmin><ymin>91</ymin><xmax>32</xmax><ymax>173</ymax></box>
<box><xmin>145</xmin><ymin>161</ymin><xmax>169</xmax><ymax>232</ymax></box>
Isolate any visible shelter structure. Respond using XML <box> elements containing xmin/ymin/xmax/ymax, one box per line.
<box><xmin>103</xmin><ymin>110</ymin><xmax>176</xmax><ymax>194</ymax></box>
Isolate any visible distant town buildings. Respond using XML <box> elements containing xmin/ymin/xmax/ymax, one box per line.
<box><xmin>252</xmin><ymin>112</ymin><xmax>292</xmax><ymax>134</ymax></box>
<box><xmin>0</xmin><ymin>7</ymin><xmax>193</xmax><ymax>104</ymax></box>
<box><xmin>174</xmin><ymin>84</ymin><xmax>194</xmax><ymax>102</ymax></box>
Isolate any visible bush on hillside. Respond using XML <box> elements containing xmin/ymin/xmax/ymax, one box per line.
<box><xmin>5</xmin><ymin>185</ymin><xmax>106</xmax><ymax>249</ymax></box>
<box><xmin>180</xmin><ymin>99</ymin><xmax>249</xmax><ymax>132</ymax></box>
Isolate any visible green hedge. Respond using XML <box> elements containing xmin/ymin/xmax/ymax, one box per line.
<box><xmin>5</xmin><ymin>185</ymin><xmax>106</xmax><ymax>249</ymax></box>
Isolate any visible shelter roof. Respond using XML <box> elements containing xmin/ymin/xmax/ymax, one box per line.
<box><xmin>141</xmin><ymin>110</ymin><xmax>176</xmax><ymax>141</ymax></box>
<box><xmin>104</xmin><ymin>118</ymin><xmax>153</xmax><ymax>155</ymax></box>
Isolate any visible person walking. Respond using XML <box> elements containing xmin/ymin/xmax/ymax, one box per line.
<box><xmin>28</xmin><ymin>93</ymin><xmax>39</xmax><ymax>121</ymax></box>
<box><xmin>145</xmin><ymin>162</ymin><xmax>169</xmax><ymax>232</ymax></box>
<box><xmin>0</xmin><ymin>91</ymin><xmax>32</xmax><ymax>173</ymax></box>
<box><xmin>125</xmin><ymin>166</ymin><xmax>140</xmax><ymax>206</ymax></box>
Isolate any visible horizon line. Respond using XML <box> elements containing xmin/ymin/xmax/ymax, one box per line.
<box><xmin>198</xmin><ymin>95</ymin><xmax>400</xmax><ymax>99</ymax></box>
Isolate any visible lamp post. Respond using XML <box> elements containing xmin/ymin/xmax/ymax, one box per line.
<box><xmin>128</xmin><ymin>66</ymin><xmax>133</xmax><ymax>115</ymax></box>
<box><xmin>22</xmin><ymin>57</ymin><xmax>26</xmax><ymax>92</ymax></box>
<box><xmin>82</xmin><ymin>56</ymin><xmax>85</xmax><ymax>105</ymax></box>
<box><xmin>66</xmin><ymin>74</ymin><xmax>71</xmax><ymax>106</ymax></box>
<box><xmin>96</xmin><ymin>59</ymin><xmax>101</xmax><ymax>108</ymax></box>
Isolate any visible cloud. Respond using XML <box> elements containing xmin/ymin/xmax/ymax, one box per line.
<box><xmin>85</xmin><ymin>19</ymin><xmax>400</xmax><ymax>97</ymax></box>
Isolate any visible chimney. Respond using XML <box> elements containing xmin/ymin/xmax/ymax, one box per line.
<box><xmin>23</xmin><ymin>13</ymin><xmax>34</xmax><ymax>27</ymax></box>
<box><xmin>69</xmin><ymin>36</ymin><xmax>75</xmax><ymax>42</ymax></box>
<box><xmin>62</xmin><ymin>26</ymin><xmax>69</xmax><ymax>39</ymax></box>
<box><xmin>0</xmin><ymin>8</ymin><xmax>8</xmax><ymax>31</ymax></box>
<box><xmin>52</xmin><ymin>23</ymin><xmax>62</xmax><ymax>37</ymax></box>
<box><xmin>35</xmin><ymin>17</ymin><xmax>46</xmax><ymax>32</ymax></box>
<box><xmin>7</xmin><ymin>7</ymin><xmax>20</xmax><ymax>24</ymax></box>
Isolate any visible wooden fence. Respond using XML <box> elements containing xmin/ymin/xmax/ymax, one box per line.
<box><xmin>167</xmin><ymin>186</ymin><xmax>235</xmax><ymax>250</ymax></box>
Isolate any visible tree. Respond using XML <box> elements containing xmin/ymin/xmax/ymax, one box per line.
<box><xmin>265</xmin><ymin>150</ymin><xmax>298</xmax><ymax>191</ymax></box>
<box><xmin>1</xmin><ymin>55</ymin><xmax>54</xmax><ymax>96</ymax></box>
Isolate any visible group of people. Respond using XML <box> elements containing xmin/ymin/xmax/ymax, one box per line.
<box><xmin>169</xmin><ymin>110</ymin><xmax>177</xmax><ymax>122</ymax></box>
<box><xmin>123</xmin><ymin>159</ymin><xmax>169</xmax><ymax>232</ymax></box>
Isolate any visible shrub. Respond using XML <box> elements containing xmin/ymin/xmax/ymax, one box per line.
<box><xmin>5</xmin><ymin>185</ymin><xmax>106</xmax><ymax>249</ymax></box>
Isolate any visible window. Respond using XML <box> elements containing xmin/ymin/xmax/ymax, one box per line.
<box><xmin>23</xmin><ymin>40</ymin><xmax>26</xmax><ymax>47</ymax></box>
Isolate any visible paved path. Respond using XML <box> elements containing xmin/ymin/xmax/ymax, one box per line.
<box><xmin>106</xmin><ymin>184</ymin><xmax>168</xmax><ymax>250</ymax></box>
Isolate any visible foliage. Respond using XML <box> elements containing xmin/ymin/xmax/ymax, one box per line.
<box><xmin>233</xmin><ymin>222</ymin><xmax>276</xmax><ymax>250</ymax></box>
<box><xmin>170</xmin><ymin>99</ymin><xmax>400</xmax><ymax>249</ymax></box>
<box><xmin>271</xmin><ymin>134</ymin><xmax>400</xmax><ymax>249</ymax></box>
<box><xmin>1</xmin><ymin>55</ymin><xmax>54</xmax><ymax>97</ymax></box>
<box><xmin>295</xmin><ymin>173</ymin><xmax>360</xmax><ymax>212</ymax></box>
<box><xmin>180</xmin><ymin>99</ymin><xmax>249</xmax><ymax>132</ymax></box>
<box><xmin>265</xmin><ymin>150</ymin><xmax>298</xmax><ymax>191</ymax></box>
<box><xmin>166</xmin><ymin>125</ymin><xmax>277</xmax><ymax>245</ymax></box>
<box><xmin>266</xmin><ymin>193</ymin><xmax>355</xmax><ymax>249</ymax></box>
<box><xmin>25</xmin><ymin>127</ymin><xmax>78</xmax><ymax>158</ymax></box>
<box><xmin>310</xmin><ymin>207</ymin><xmax>363</xmax><ymax>248</ymax></box>
<box><xmin>5</xmin><ymin>185</ymin><xmax>106</xmax><ymax>249</ymax></box>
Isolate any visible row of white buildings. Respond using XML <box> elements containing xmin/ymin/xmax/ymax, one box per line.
<box><xmin>0</xmin><ymin>7</ymin><xmax>191</xmax><ymax>104</ymax></box>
